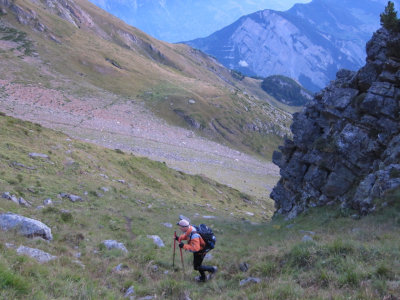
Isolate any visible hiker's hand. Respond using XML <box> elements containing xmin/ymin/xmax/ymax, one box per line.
<box><xmin>175</xmin><ymin>236</ymin><xmax>179</xmax><ymax>241</ymax></box>
<box><xmin>179</xmin><ymin>242</ymin><xmax>184</xmax><ymax>248</ymax></box>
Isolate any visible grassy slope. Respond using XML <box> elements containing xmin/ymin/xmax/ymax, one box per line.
<box><xmin>0</xmin><ymin>0</ymin><xmax>291</xmax><ymax>158</ymax></box>
<box><xmin>0</xmin><ymin>114</ymin><xmax>399</xmax><ymax>299</ymax></box>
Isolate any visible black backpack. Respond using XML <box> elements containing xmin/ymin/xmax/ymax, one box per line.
<box><xmin>192</xmin><ymin>224</ymin><xmax>216</xmax><ymax>252</ymax></box>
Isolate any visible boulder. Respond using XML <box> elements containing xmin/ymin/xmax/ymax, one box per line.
<box><xmin>102</xmin><ymin>240</ymin><xmax>128</xmax><ymax>253</ymax></box>
<box><xmin>0</xmin><ymin>213</ymin><xmax>53</xmax><ymax>240</ymax></box>
<box><xmin>16</xmin><ymin>245</ymin><xmax>57</xmax><ymax>263</ymax></box>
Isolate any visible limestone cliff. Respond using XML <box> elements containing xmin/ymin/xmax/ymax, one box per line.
<box><xmin>271</xmin><ymin>27</ymin><xmax>400</xmax><ymax>219</ymax></box>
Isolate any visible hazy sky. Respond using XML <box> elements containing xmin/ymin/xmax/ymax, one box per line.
<box><xmin>89</xmin><ymin>0</ymin><xmax>313</xmax><ymax>41</ymax></box>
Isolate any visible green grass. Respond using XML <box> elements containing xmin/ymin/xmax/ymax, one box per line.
<box><xmin>0</xmin><ymin>113</ymin><xmax>398</xmax><ymax>300</ymax></box>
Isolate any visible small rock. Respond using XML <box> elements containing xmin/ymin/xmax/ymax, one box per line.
<box><xmin>72</xmin><ymin>260</ymin><xmax>85</xmax><ymax>268</ymax></box>
<box><xmin>60</xmin><ymin>193</ymin><xmax>83</xmax><ymax>202</ymax></box>
<box><xmin>124</xmin><ymin>286</ymin><xmax>135</xmax><ymax>298</ymax></box>
<box><xmin>147</xmin><ymin>235</ymin><xmax>165</xmax><ymax>247</ymax></box>
<box><xmin>138</xmin><ymin>296</ymin><xmax>154</xmax><ymax>300</ymax></box>
<box><xmin>29</xmin><ymin>153</ymin><xmax>49</xmax><ymax>159</ymax></box>
<box><xmin>113</xmin><ymin>263</ymin><xmax>129</xmax><ymax>272</ymax></box>
<box><xmin>202</xmin><ymin>216</ymin><xmax>215</xmax><ymax>219</ymax></box>
<box><xmin>43</xmin><ymin>198</ymin><xmax>53</xmax><ymax>206</ymax></box>
<box><xmin>299</xmin><ymin>230</ymin><xmax>315</xmax><ymax>235</ymax></box>
<box><xmin>102</xmin><ymin>240</ymin><xmax>128</xmax><ymax>253</ymax></box>
<box><xmin>117</xmin><ymin>179</ymin><xmax>126</xmax><ymax>184</ymax></box>
<box><xmin>18</xmin><ymin>197</ymin><xmax>31</xmax><ymax>207</ymax></box>
<box><xmin>188</xmin><ymin>99</ymin><xmax>196</xmax><ymax>104</ymax></box>
<box><xmin>245</xmin><ymin>212</ymin><xmax>254</xmax><ymax>216</ymax></box>
<box><xmin>179</xmin><ymin>215</ymin><xmax>190</xmax><ymax>222</ymax></box>
<box><xmin>101</xmin><ymin>187</ymin><xmax>109</xmax><ymax>192</ymax></box>
<box><xmin>239</xmin><ymin>277</ymin><xmax>261</xmax><ymax>286</ymax></box>
<box><xmin>162</xmin><ymin>222</ymin><xmax>172</xmax><ymax>228</ymax></box>
<box><xmin>302</xmin><ymin>235</ymin><xmax>313</xmax><ymax>242</ymax></box>
<box><xmin>5</xmin><ymin>243</ymin><xmax>15</xmax><ymax>249</ymax></box>
<box><xmin>286</xmin><ymin>224</ymin><xmax>295</xmax><ymax>229</ymax></box>
<box><xmin>16</xmin><ymin>245</ymin><xmax>57</xmax><ymax>263</ymax></box>
<box><xmin>239</xmin><ymin>262</ymin><xmax>249</xmax><ymax>272</ymax></box>
<box><xmin>203</xmin><ymin>253</ymin><xmax>213</xmax><ymax>261</ymax></box>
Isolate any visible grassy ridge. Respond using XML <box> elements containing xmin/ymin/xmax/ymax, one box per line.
<box><xmin>0</xmin><ymin>114</ymin><xmax>399</xmax><ymax>299</ymax></box>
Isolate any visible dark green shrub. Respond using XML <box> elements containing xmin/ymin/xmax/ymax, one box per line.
<box><xmin>380</xmin><ymin>1</ymin><xmax>400</xmax><ymax>32</ymax></box>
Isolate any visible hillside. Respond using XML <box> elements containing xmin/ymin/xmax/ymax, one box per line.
<box><xmin>0</xmin><ymin>0</ymin><xmax>291</xmax><ymax>163</ymax></box>
<box><xmin>261</xmin><ymin>75</ymin><xmax>313</xmax><ymax>107</ymax></box>
<box><xmin>0</xmin><ymin>113</ymin><xmax>399</xmax><ymax>299</ymax></box>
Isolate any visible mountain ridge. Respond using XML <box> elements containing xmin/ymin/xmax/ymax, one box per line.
<box><xmin>184</xmin><ymin>0</ymin><xmax>399</xmax><ymax>92</ymax></box>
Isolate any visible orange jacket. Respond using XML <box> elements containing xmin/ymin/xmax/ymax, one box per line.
<box><xmin>178</xmin><ymin>225</ymin><xmax>206</xmax><ymax>252</ymax></box>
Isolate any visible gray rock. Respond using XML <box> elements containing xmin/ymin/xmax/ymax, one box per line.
<box><xmin>102</xmin><ymin>240</ymin><xmax>128</xmax><ymax>253</ymax></box>
<box><xmin>147</xmin><ymin>235</ymin><xmax>165</xmax><ymax>247</ymax></box>
<box><xmin>162</xmin><ymin>222</ymin><xmax>172</xmax><ymax>228</ymax></box>
<box><xmin>43</xmin><ymin>198</ymin><xmax>53</xmax><ymax>206</ymax></box>
<box><xmin>302</xmin><ymin>235</ymin><xmax>314</xmax><ymax>242</ymax></box>
<box><xmin>2</xmin><ymin>192</ymin><xmax>19</xmax><ymax>204</ymax></box>
<box><xmin>203</xmin><ymin>253</ymin><xmax>213</xmax><ymax>261</ymax></box>
<box><xmin>270</xmin><ymin>27</ymin><xmax>400</xmax><ymax>218</ymax></box>
<box><xmin>202</xmin><ymin>215</ymin><xmax>216</xmax><ymax>219</ymax></box>
<box><xmin>239</xmin><ymin>277</ymin><xmax>261</xmax><ymax>286</ymax></box>
<box><xmin>239</xmin><ymin>262</ymin><xmax>249</xmax><ymax>272</ymax></box>
<box><xmin>18</xmin><ymin>197</ymin><xmax>31</xmax><ymax>207</ymax></box>
<box><xmin>29</xmin><ymin>152</ymin><xmax>49</xmax><ymax>159</ymax></box>
<box><xmin>16</xmin><ymin>245</ymin><xmax>57</xmax><ymax>263</ymax></box>
<box><xmin>124</xmin><ymin>286</ymin><xmax>135</xmax><ymax>298</ymax></box>
<box><xmin>179</xmin><ymin>215</ymin><xmax>190</xmax><ymax>222</ymax></box>
<box><xmin>60</xmin><ymin>193</ymin><xmax>83</xmax><ymax>202</ymax></box>
<box><xmin>0</xmin><ymin>213</ymin><xmax>53</xmax><ymax>240</ymax></box>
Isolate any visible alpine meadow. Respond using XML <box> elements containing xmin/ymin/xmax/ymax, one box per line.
<box><xmin>0</xmin><ymin>0</ymin><xmax>399</xmax><ymax>299</ymax></box>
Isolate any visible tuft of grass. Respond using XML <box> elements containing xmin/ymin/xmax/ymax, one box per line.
<box><xmin>0</xmin><ymin>263</ymin><xmax>30</xmax><ymax>295</ymax></box>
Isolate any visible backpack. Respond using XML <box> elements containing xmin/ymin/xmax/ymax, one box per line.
<box><xmin>192</xmin><ymin>224</ymin><xmax>216</xmax><ymax>252</ymax></box>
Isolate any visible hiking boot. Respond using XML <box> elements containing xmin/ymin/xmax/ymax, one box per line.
<box><xmin>195</xmin><ymin>276</ymin><xmax>206</xmax><ymax>282</ymax></box>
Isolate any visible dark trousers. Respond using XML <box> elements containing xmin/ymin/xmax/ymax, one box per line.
<box><xmin>193</xmin><ymin>252</ymin><xmax>214</xmax><ymax>279</ymax></box>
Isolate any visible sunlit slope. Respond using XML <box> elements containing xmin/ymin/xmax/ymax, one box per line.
<box><xmin>0</xmin><ymin>0</ymin><xmax>291</xmax><ymax>158</ymax></box>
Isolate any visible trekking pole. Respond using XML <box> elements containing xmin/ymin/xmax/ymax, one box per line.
<box><xmin>180</xmin><ymin>246</ymin><xmax>185</xmax><ymax>273</ymax></box>
<box><xmin>173</xmin><ymin>231</ymin><xmax>177</xmax><ymax>269</ymax></box>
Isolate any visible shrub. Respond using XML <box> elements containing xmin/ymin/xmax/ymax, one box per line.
<box><xmin>380</xmin><ymin>1</ymin><xmax>400</xmax><ymax>32</ymax></box>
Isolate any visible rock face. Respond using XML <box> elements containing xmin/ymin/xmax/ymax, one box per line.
<box><xmin>271</xmin><ymin>27</ymin><xmax>400</xmax><ymax>218</ymax></box>
<box><xmin>0</xmin><ymin>213</ymin><xmax>53</xmax><ymax>240</ymax></box>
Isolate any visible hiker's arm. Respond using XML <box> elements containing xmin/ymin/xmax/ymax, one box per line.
<box><xmin>178</xmin><ymin>233</ymin><xmax>189</xmax><ymax>242</ymax></box>
<box><xmin>183</xmin><ymin>236</ymin><xmax>201</xmax><ymax>252</ymax></box>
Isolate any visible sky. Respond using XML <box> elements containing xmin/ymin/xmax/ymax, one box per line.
<box><xmin>89</xmin><ymin>0</ymin><xmax>313</xmax><ymax>42</ymax></box>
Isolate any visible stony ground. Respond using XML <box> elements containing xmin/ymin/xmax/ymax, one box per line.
<box><xmin>0</xmin><ymin>77</ymin><xmax>279</xmax><ymax>201</ymax></box>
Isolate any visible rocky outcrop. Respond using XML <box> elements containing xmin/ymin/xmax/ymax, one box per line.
<box><xmin>271</xmin><ymin>27</ymin><xmax>400</xmax><ymax>219</ymax></box>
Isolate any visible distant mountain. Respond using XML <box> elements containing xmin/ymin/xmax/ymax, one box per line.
<box><xmin>87</xmin><ymin>0</ymin><xmax>311</xmax><ymax>42</ymax></box>
<box><xmin>261</xmin><ymin>76</ymin><xmax>313</xmax><ymax>106</ymax></box>
<box><xmin>184</xmin><ymin>0</ymin><xmax>400</xmax><ymax>91</ymax></box>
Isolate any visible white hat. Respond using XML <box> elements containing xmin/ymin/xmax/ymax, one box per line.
<box><xmin>177</xmin><ymin>219</ymin><xmax>189</xmax><ymax>227</ymax></box>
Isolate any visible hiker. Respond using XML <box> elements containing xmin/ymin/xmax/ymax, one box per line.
<box><xmin>176</xmin><ymin>219</ymin><xmax>217</xmax><ymax>282</ymax></box>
